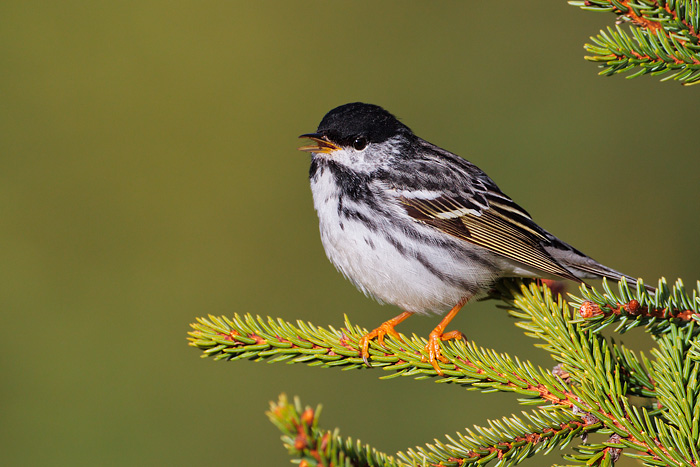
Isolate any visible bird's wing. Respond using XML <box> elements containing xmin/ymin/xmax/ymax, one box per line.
<box><xmin>386</xmin><ymin>150</ymin><xmax>581</xmax><ymax>282</ymax></box>
<box><xmin>399</xmin><ymin>192</ymin><xmax>580</xmax><ymax>281</ymax></box>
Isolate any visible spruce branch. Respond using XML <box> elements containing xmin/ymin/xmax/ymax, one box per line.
<box><xmin>398</xmin><ymin>407</ymin><xmax>601</xmax><ymax>466</ymax></box>
<box><xmin>504</xmin><ymin>279</ymin><xmax>657</xmax><ymax>399</ymax></box>
<box><xmin>647</xmin><ymin>324</ymin><xmax>700</xmax><ymax>460</ymax></box>
<box><xmin>187</xmin><ymin>311</ymin><xmax>580</xmax><ymax>406</ymax></box>
<box><xmin>268</xmin><ymin>394</ymin><xmax>601</xmax><ymax>467</ymax></box>
<box><xmin>568</xmin><ymin>277</ymin><xmax>700</xmax><ymax>334</ymax></box>
<box><xmin>190</xmin><ymin>278</ymin><xmax>700</xmax><ymax>465</ymax></box>
<box><xmin>568</xmin><ymin>0</ymin><xmax>700</xmax><ymax>85</ymax></box>
<box><xmin>267</xmin><ymin>394</ymin><xmax>402</xmax><ymax>467</ymax></box>
<box><xmin>503</xmin><ymin>282</ymin><xmax>693</xmax><ymax>465</ymax></box>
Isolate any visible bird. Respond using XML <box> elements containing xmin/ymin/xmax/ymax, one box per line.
<box><xmin>298</xmin><ymin>102</ymin><xmax>645</xmax><ymax>375</ymax></box>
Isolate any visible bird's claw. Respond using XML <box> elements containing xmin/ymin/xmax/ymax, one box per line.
<box><xmin>358</xmin><ymin>320</ymin><xmax>404</xmax><ymax>367</ymax></box>
<box><xmin>423</xmin><ymin>329</ymin><xmax>465</xmax><ymax>375</ymax></box>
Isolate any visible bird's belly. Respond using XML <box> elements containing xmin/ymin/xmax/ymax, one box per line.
<box><xmin>312</xmin><ymin>196</ymin><xmax>491</xmax><ymax>314</ymax></box>
<box><xmin>320</xmin><ymin>222</ymin><xmax>472</xmax><ymax>314</ymax></box>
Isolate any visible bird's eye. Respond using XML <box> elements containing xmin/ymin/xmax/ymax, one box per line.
<box><xmin>352</xmin><ymin>137</ymin><xmax>368</xmax><ymax>151</ymax></box>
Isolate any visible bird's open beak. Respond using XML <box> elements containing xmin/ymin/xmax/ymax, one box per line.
<box><xmin>298</xmin><ymin>133</ymin><xmax>340</xmax><ymax>154</ymax></box>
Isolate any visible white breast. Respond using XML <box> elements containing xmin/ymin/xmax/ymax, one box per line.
<box><xmin>310</xmin><ymin>167</ymin><xmax>495</xmax><ymax>315</ymax></box>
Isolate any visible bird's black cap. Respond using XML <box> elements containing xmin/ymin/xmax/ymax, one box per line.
<box><xmin>316</xmin><ymin>103</ymin><xmax>413</xmax><ymax>146</ymax></box>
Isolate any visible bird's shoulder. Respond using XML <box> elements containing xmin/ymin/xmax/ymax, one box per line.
<box><xmin>372</xmin><ymin>139</ymin><xmax>533</xmax><ymax>223</ymax></box>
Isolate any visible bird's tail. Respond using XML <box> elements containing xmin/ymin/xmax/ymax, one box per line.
<box><xmin>544</xmin><ymin>237</ymin><xmax>655</xmax><ymax>292</ymax></box>
<box><xmin>568</xmin><ymin>261</ymin><xmax>654</xmax><ymax>292</ymax></box>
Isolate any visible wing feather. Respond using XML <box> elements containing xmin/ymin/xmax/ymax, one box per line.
<box><xmin>399</xmin><ymin>193</ymin><xmax>581</xmax><ymax>282</ymax></box>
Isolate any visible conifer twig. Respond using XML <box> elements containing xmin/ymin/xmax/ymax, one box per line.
<box><xmin>568</xmin><ymin>0</ymin><xmax>700</xmax><ymax>84</ymax></box>
<box><xmin>188</xmin><ymin>310</ymin><xmax>580</xmax><ymax>406</ymax></box>
<box><xmin>568</xmin><ymin>277</ymin><xmax>700</xmax><ymax>333</ymax></box>
<box><xmin>190</xmin><ymin>278</ymin><xmax>700</xmax><ymax>466</ymax></box>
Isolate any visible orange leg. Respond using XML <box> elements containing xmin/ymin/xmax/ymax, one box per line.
<box><xmin>359</xmin><ymin>311</ymin><xmax>414</xmax><ymax>366</ymax></box>
<box><xmin>424</xmin><ymin>298</ymin><xmax>468</xmax><ymax>375</ymax></box>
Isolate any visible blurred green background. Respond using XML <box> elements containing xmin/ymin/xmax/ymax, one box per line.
<box><xmin>1</xmin><ymin>2</ymin><xmax>698</xmax><ymax>466</ymax></box>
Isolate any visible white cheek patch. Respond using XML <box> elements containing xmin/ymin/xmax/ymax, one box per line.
<box><xmin>318</xmin><ymin>136</ymin><xmax>406</xmax><ymax>175</ymax></box>
<box><xmin>320</xmin><ymin>148</ymin><xmax>375</xmax><ymax>173</ymax></box>
<box><xmin>322</xmin><ymin>147</ymin><xmax>351</xmax><ymax>161</ymax></box>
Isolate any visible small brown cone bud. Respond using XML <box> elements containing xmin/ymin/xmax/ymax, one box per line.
<box><xmin>579</xmin><ymin>301</ymin><xmax>602</xmax><ymax>318</ymax></box>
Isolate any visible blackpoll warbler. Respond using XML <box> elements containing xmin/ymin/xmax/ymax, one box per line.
<box><xmin>299</xmin><ymin>102</ymin><xmax>645</xmax><ymax>375</ymax></box>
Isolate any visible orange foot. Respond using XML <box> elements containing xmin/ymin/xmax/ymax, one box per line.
<box><xmin>358</xmin><ymin>311</ymin><xmax>414</xmax><ymax>366</ymax></box>
<box><xmin>422</xmin><ymin>299</ymin><xmax>468</xmax><ymax>375</ymax></box>
<box><xmin>424</xmin><ymin>329</ymin><xmax>465</xmax><ymax>375</ymax></box>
